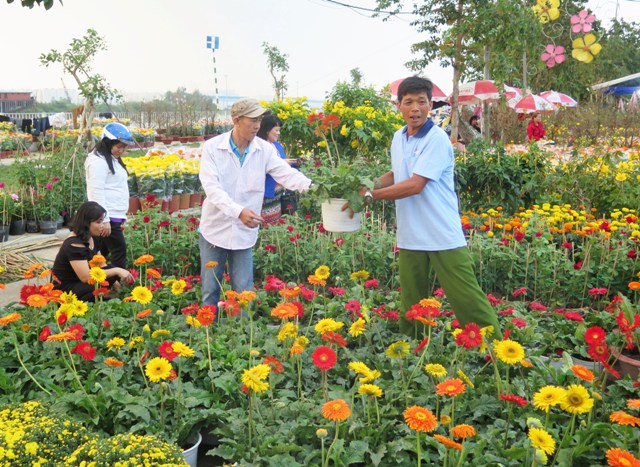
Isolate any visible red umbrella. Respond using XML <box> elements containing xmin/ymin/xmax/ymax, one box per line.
<box><xmin>508</xmin><ymin>93</ymin><xmax>556</xmax><ymax>114</ymax></box>
<box><xmin>456</xmin><ymin>80</ymin><xmax>500</xmax><ymax>105</ymax></box>
<box><xmin>504</xmin><ymin>84</ymin><xmax>522</xmax><ymax>101</ymax></box>
<box><xmin>539</xmin><ymin>90</ymin><xmax>578</xmax><ymax>107</ymax></box>
<box><xmin>388</xmin><ymin>78</ymin><xmax>448</xmax><ymax>102</ymax></box>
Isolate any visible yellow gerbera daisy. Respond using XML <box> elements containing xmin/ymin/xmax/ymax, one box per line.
<box><xmin>425</xmin><ymin>363</ymin><xmax>448</xmax><ymax>377</ymax></box>
<box><xmin>145</xmin><ymin>357</ymin><xmax>172</xmax><ymax>383</ymax></box>
<box><xmin>315</xmin><ymin>318</ymin><xmax>344</xmax><ymax>335</ymax></box>
<box><xmin>350</xmin><ymin>270</ymin><xmax>370</xmax><ymax>281</ymax></box>
<box><xmin>241</xmin><ymin>363</ymin><xmax>270</xmax><ymax>393</ymax></box>
<box><xmin>106</xmin><ymin>337</ymin><xmax>126</xmax><ymax>350</ymax></box>
<box><xmin>528</xmin><ymin>427</ymin><xmax>556</xmax><ymax>455</ymax></box>
<box><xmin>533</xmin><ymin>386</ymin><xmax>566</xmax><ymax>412</ymax></box>
<box><xmin>171</xmin><ymin>279</ymin><xmax>187</xmax><ymax>296</ymax></box>
<box><xmin>89</xmin><ymin>267</ymin><xmax>107</xmax><ymax>284</ymax></box>
<box><xmin>277</xmin><ymin>322</ymin><xmax>299</xmax><ymax>341</ymax></box>
<box><xmin>185</xmin><ymin>316</ymin><xmax>202</xmax><ymax>327</ymax></box>
<box><xmin>560</xmin><ymin>384</ymin><xmax>594</xmax><ymax>415</ymax></box>
<box><xmin>315</xmin><ymin>265</ymin><xmax>330</xmax><ymax>280</ymax></box>
<box><xmin>358</xmin><ymin>384</ymin><xmax>383</xmax><ymax>398</ymax></box>
<box><xmin>151</xmin><ymin>329</ymin><xmax>170</xmax><ymax>338</ymax></box>
<box><xmin>349</xmin><ymin>318</ymin><xmax>366</xmax><ymax>337</ymax></box>
<box><xmin>130</xmin><ymin>286</ymin><xmax>153</xmax><ymax>305</ymax></box>
<box><xmin>386</xmin><ymin>341</ymin><xmax>410</xmax><ymax>358</ymax></box>
<box><xmin>172</xmin><ymin>341</ymin><xmax>195</xmax><ymax>357</ymax></box>
<box><xmin>493</xmin><ymin>339</ymin><xmax>525</xmax><ymax>365</ymax></box>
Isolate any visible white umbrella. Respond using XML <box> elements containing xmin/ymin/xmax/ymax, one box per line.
<box><xmin>455</xmin><ymin>80</ymin><xmax>500</xmax><ymax>105</ymax></box>
<box><xmin>507</xmin><ymin>93</ymin><xmax>557</xmax><ymax>114</ymax></box>
<box><xmin>539</xmin><ymin>90</ymin><xmax>578</xmax><ymax>107</ymax></box>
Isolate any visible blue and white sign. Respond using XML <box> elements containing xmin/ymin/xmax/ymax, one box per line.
<box><xmin>206</xmin><ymin>36</ymin><xmax>220</xmax><ymax>50</ymax></box>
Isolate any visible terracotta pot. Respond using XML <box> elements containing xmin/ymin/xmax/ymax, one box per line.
<box><xmin>128</xmin><ymin>197</ymin><xmax>141</xmax><ymax>215</ymax></box>
<box><xmin>612</xmin><ymin>347</ymin><xmax>640</xmax><ymax>380</ymax></box>
<box><xmin>160</xmin><ymin>199</ymin><xmax>170</xmax><ymax>212</ymax></box>
<box><xmin>169</xmin><ymin>195</ymin><xmax>181</xmax><ymax>212</ymax></box>
<box><xmin>190</xmin><ymin>193</ymin><xmax>203</xmax><ymax>208</ymax></box>
<box><xmin>179</xmin><ymin>193</ymin><xmax>191</xmax><ymax>210</ymax></box>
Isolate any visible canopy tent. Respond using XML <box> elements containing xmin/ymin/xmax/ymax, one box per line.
<box><xmin>592</xmin><ymin>72</ymin><xmax>640</xmax><ymax>95</ymax></box>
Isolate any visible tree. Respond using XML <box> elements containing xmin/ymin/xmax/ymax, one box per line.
<box><xmin>40</xmin><ymin>29</ymin><xmax>121</xmax><ymax>143</ymax></box>
<box><xmin>262</xmin><ymin>42</ymin><xmax>289</xmax><ymax>101</ymax></box>
<box><xmin>6</xmin><ymin>0</ymin><xmax>61</xmax><ymax>9</ymax></box>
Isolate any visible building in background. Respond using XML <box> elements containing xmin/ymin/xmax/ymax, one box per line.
<box><xmin>0</xmin><ymin>91</ymin><xmax>35</xmax><ymax>112</ymax></box>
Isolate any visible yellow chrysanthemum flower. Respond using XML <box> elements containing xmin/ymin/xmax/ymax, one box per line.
<box><xmin>349</xmin><ymin>318</ymin><xmax>366</xmax><ymax>337</ymax></box>
<box><xmin>241</xmin><ymin>363</ymin><xmax>270</xmax><ymax>393</ymax></box>
<box><xmin>145</xmin><ymin>357</ymin><xmax>172</xmax><ymax>383</ymax></box>
<box><xmin>358</xmin><ymin>384</ymin><xmax>383</xmax><ymax>398</ymax></box>
<box><xmin>172</xmin><ymin>341</ymin><xmax>195</xmax><ymax>358</ymax></box>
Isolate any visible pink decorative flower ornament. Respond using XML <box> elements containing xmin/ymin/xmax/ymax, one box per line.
<box><xmin>541</xmin><ymin>44</ymin><xmax>565</xmax><ymax>68</ymax></box>
<box><xmin>571</xmin><ymin>10</ymin><xmax>596</xmax><ymax>34</ymax></box>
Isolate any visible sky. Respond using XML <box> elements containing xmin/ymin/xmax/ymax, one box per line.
<box><xmin>0</xmin><ymin>0</ymin><xmax>638</xmax><ymax>103</ymax></box>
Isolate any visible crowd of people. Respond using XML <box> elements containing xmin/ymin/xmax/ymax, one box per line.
<box><xmin>52</xmin><ymin>79</ymin><xmax>506</xmax><ymax>334</ymax></box>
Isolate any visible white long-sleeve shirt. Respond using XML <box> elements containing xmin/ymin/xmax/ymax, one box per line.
<box><xmin>85</xmin><ymin>150</ymin><xmax>129</xmax><ymax>222</ymax></box>
<box><xmin>199</xmin><ymin>131</ymin><xmax>311</xmax><ymax>250</ymax></box>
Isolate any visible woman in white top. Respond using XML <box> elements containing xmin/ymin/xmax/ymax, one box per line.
<box><xmin>85</xmin><ymin>122</ymin><xmax>133</xmax><ymax>269</ymax></box>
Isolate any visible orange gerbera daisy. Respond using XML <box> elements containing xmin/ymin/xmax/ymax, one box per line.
<box><xmin>147</xmin><ymin>268</ymin><xmax>162</xmax><ymax>279</ymax></box>
<box><xmin>606</xmin><ymin>447</ymin><xmax>640</xmax><ymax>467</ymax></box>
<box><xmin>39</xmin><ymin>282</ymin><xmax>55</xmax><ymax>294</ymax></box>
<box><xmin>38</xmin><ymin>269</ymin><xmax>52</xmax><ymax>279</ymax></box>
<box><xmin>403</xmin><ymin>406</ymin><xmax>438</xmax><ymax>432</ymax></box>
<box><xmin>26</xmin><ymin>294</ymin><xmax>49</xmax><ymax>308</ymax></box>
<box><xmin>137</xmin><ymin>309</ymin><xmax>152</xmax><ymax>319</ymax></box>
<box><xmin>0</xmin><ymin>284</ymin><xmax>5</xmax><ymax>290</ymax></box>
<box><xmin>450</xmin><ymin>424</ymin><xmax>476</xmax><ymax>439</ymax></box>
<box><xmin>271</xmin><ymin>302</ymin><xmax>299</xmax><ymax>319</ymax></box>
<box><xmin>307</xmin><ymin>275</ymin><xmax>326</xmax><ymax>286</ymax></box>
<box><xmin>204</xmin><ymin>261</ymin><xmax>218</xmax><ymax>268</ymax></box>
<box><xmin>628</xmin><ymin>399</ymin><xmax>640</xmax><ymax>409</ymax></box>
<box><xmin>610</xmin><ymin>411</ymin><xmax>640</xmax><ymax>427</ymax></box>
<box><xmin>104</xmin><ymin>357</ymin><xmax>124</xmax><ymax>367</ymax></box>
<box><xmin>46</xmin><ymin>331</ymin><xmax>76</xmax><ymax>341</ymax></box>
<box><xmin>321</xmin><ymin>399</ymin><xmax>351</xmax><ymax>422</ymax></box>
<box><xmin>570</xmin><ymin>365</ymin><xmax>595</xmax><ymax>382</ymax></box>
<box><xmin>279</xmin><ymin>286</ymin><xmax>302</xmax><ymax>299</ymax></box>
<box><xmin>436</xmin><ymin>378</ymin><xmax>466</xmax><ymax>397</ymax></box>
<box><xmin>23</xmin><ymin>271</ymin><xmax>35</xmax><ymax>279</ymax></box>
<box><xmin>433</xmin><ymin>434</ymin><xmax>463</xmax><ymax>450</ymax></box>
<box><xmin>133</xmin><ymin>254</ymin><xmax>154</xmax><ymax>266</ymax></box>
<box><xmin>0</xmin><ymin>313</ymin><xmax>21</xmax><ymax>326</ymax></box>
<box><xmin>196</xmin><ymin>305</ymin><xmax>216</xmax><ymax>326</ymax></box>
<box><xmin>89</xmin><ymin>254</ymin><xmax>107</xmax><ymax>268</ymax></box>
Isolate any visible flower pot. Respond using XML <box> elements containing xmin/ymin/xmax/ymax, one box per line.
<box><xmin>39</xmin><ymin>220</ymin><xmax>57</xmax><ymax>234</ymax></box>
<box><xmin>321</xmin><ymin>198</ymin><xmax>361</xmax><ymax>232</ymax></box>
<box><xmin>56</xmin><ymin>215</ymin><xmax>64</xmax><ymax>229</ymax></box>
<box><xmin>169</xmin><ymin>195</ymin><xmax>181</xmax><ymax>212</ymax></box>
<box><xmin>128</xmin><ymin>196</ymin><xmax>141</xmax><ymax>215</ymax></box>
<box><xmin>190</xmin><ymin>192</ymin><xmax>203</xmax><ymax>208</ymax></box>
<box><xmin>0</xmin><ymin>225</ymin><xmax>9</xmax><ymax>242</ymax></box>
<box><xmin>9</xmin><ymin>219</ymin><xmax>26</xmax><ymax>236</ymax></box>
<box><xmin>179</xmin><ymin>193</ymin><xmax>191</xmax><ymax>210</ymax></box>
<box><xmin>181</xmin><ymin>432</ymin><xmax>202</xmax><ymax>467</ymax></box>
<box><xmin>25</xmin><ymin>219</ymin><xmax>39</xmax><ymax>233</ymax></box>
<box><xmin>612</xmin><ymin>347</ymin><xmax>640</xmax><ymax>380</ymax></box>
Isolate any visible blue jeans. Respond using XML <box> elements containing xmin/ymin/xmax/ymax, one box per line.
<box><xmin>199</xmin><ymin>233</ymin><xmax>254</xmax><ymax>306</ymax></box>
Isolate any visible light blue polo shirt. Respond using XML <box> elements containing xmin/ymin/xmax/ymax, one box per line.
<box><xmin>391</xmin><ymin>120</ymin><xmax>467</xmax><ymax>251</ymax></box>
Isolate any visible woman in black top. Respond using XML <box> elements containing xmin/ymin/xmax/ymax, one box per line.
<box><xmin>52</xmin><ymin>201</ymin><xmax>133</xmax><ymax>302</ymax></box>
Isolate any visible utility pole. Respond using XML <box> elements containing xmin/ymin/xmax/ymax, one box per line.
<box><xmin>206</xmin><ymin>35</ymin><xmax>220</xmax><ymax>111</ymax></box>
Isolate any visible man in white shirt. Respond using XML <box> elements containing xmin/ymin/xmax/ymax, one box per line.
<box><xmin>199</xmin><ymin>98</ymin><xmax>311</xmax><ymax>307</ymax></box>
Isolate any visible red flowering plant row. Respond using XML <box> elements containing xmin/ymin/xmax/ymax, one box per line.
<box><xmin>1</xmin><ymin>255</ymin><xmax>640</xmax><ymax>466</ymax></box>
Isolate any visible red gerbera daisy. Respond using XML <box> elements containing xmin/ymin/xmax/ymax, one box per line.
<box><xmin>38</xmin><ymin>325</ymin><xmax>51</xmax><ymax>341</ymax></box>
<box><xmin>499</xmin><ymin>393</ymin><xmax>528</xmax><ymax>407</ymax></box>
<box><xmin>587</xmin><ymin>341</ymin><xmax>609</xmax><ymax>363</ymax></box>
<box><xmin>263</xmin><ymin>355</ymin><xmax>284</xmax><ymax>374</ymax></box>
<box><xmin>158</xmin><ymin>341</ymin><xmax>179</xmax><ymax>361</ymax></box>
<box><xmin>584</xmin><ymin>326</ymin><xmax>606</xmax><ymax>344</ymax></box>
<box><xmin>321</xmin><ymin>331</ymin><xmax>347</xmax><ymax>348</ymax></box>
<box><xmin>311</xmin><ymin>345</ymin><xmax>336</xmax><ymax>371</ymax></box>
<box><xmin>455</xmin><ymin>323</ymin><xmax>483</xmax><ymax>349</ymax></box>
<box><xmin>71</xmin><ymin>341</ymin><xmax>97</xmax><ymax>361</ymax></box>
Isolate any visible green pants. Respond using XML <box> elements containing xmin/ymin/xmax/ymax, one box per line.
<box><xmin>398</xmin><ymin>247</ymin><xmax>502</xmax><ymax>338</ymax></box>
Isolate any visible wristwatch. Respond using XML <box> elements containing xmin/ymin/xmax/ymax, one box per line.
<box><xmin>363</xmin><ymin>190</ymin><xmax>373</xmax><ymax>205</ymax></box>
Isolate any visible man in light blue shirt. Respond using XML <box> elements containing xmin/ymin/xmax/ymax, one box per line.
<box><xmin>361</xmin><ymin>76</ymin><xmax>501</xmax><ymax>337</ymax></box>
